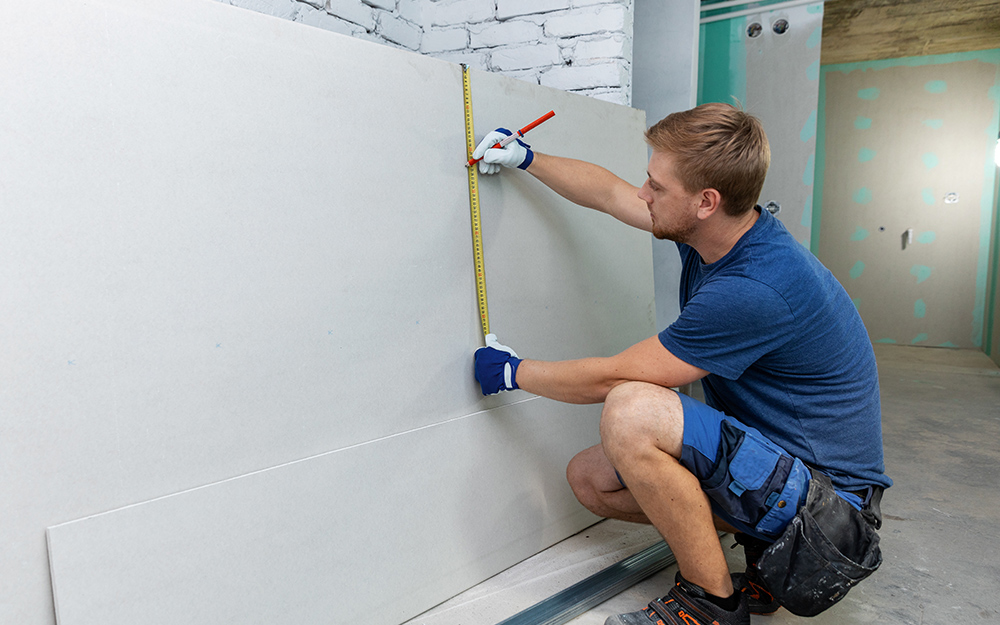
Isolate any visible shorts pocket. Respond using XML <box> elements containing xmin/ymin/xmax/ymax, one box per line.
<box><xmin>701</xmin><ymin>421</ymin><xmax>785</xmax><ymax>524</ymax></box>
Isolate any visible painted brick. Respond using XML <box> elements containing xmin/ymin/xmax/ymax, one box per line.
<box><xmin>326</xmin><ymin>0</ymin><xmax>376</xmax><ymax>31</ymax></box>
<box><xmin>428</xmin><ymin>50</ymin><xmax>490</xmax><ymax>71</ymax></box>
<box><xmin>496</xmin><ymin>0</ymin><xmax>571</xmax><ymax>20</ymax></box>
<box><xmin>395</xmin><ymin>0</ymin><xmax>424</xmax><ymax>24</ymax></box>
<box><xmin>426</xmin><ymin>0</ymin><xmax>496</xmax><ymax>27</ymax></box>
<box><xmin>421</xmin><ymin>27</ymin><xmax>468</xmax><ymax>53</ymax></box>
<box><xmin>571</xmin><ymin>0</ymin><xmax>627</xmax><ymax>7</ymax></box>
<box><xmin>543</xmin><ymin>5</ymin><xmax>626</xmax><ymax>38</ymax></box>
<box><xmin>298</xmin><ymin>0</ymin><xmax>325</xmax><ymax>10</ymax></box>
<box><xmin>491</xmin><ymin>43</ymin><xmax>562</xmax><ymax>71</ymax></box>
<box><xmin>469</xmin><ymin>19</ymin><xmax>542</xmax><ymax>48</ymax></box>
<box><xmin>539</xmin><ymin>61</ymin><xmax>626</xmax><ymax>90</ymax></box>
<box><xmin>377</xmin><ymin>10</ymin><xmax>421</xmax><ymax>50</ymax></box>
<box><xmin>362</xmin><ymin>0</ymin><xmax>396</xmax><ymax>10</ymax></box>
<box><xmin>569</xmin><ymin>34</ymin><xmax>627</xmax><ymax>61</ymax></box>
<box><xmin>297</xmin><ymin>5</ymin><xmax>362</xmax><ymax>36</ymax></box>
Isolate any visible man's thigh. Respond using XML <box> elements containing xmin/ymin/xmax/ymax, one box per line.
<box><xmin>675</xmin><ymin>393</ymin><xmax>811</xmax><ymax>542</ymax></box>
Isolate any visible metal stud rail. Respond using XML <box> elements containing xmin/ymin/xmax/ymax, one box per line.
<box><xmin>494</xmin><ymin>540</ymin><xmax>677</xmax><ymax>625</ymax></box>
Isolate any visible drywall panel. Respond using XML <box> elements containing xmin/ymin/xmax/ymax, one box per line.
<box><xmin>699</xmin><ymin>2</ymin><xmax>824</xmax><ymax>246</ymax></box>
<box><xmin>47</xmin><ymin>397</ymin><xmax>601</xmax><ymax>625</ymax></box>
<box><xmin>1</xmin><ymin>0</ymin><xmax>653</xmax><ymax>623</ymax></box>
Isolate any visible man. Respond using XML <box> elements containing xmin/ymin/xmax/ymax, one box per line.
<box><xmin>471</xmin><ymin>103</ymin><xmax>890</xmax><ymax>625</ymax></box>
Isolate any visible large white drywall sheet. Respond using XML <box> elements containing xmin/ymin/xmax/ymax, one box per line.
<box><xmin>46</xmin><ymin>398</ymin><xmax>603</xmax><ymax>625</ymax></box>
<box><xmin>1</xmin><ymin>1</ymin><xmax>653</xmax><ymax>624</ymax></box>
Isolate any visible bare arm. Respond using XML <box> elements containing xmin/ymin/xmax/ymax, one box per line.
<box><xmin>514</xmin><ymin>336</ymin><xmax>708</xmax><ymax>404</ymax></box>
<box><xmin>526</xmin><ymin>152</ymin><xmax>653</xmax><ymax>232</ymax></box>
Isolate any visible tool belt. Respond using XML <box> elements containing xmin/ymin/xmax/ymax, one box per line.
<box><xmin>756</xmin><ymin>470</ymin><xmax>884</xmax><ymax>616</ymax></box>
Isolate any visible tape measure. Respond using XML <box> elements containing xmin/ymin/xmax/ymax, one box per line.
<box><xmin>462</xmin><ymin>64</ymin><xmax>490</xmax><ymax>338</ymax></box>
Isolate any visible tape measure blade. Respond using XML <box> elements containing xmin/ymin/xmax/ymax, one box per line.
<box><xmin>462</xmin><ymin>65</ymin><xmax>490</xmax><ymax>337</ymax></box>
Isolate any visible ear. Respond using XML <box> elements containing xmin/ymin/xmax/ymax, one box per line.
<box><xmin>695</xmin><ymin>188</ymin><xmax>723</xmax><ymax>220</ymax></box>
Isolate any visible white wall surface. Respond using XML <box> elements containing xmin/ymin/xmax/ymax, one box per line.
<box><xmin>1</xmin><ymin>0</ymin><xmax>654</xmax><ymax>623</ymax></box>
<box><xmin>632</xmin><ymin>0</ymin><xmax>700</xmax><ymax>330</ymax></box>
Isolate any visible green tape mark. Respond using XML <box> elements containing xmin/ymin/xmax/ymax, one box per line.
<box><xmin>922</xmin><ymin>153</ymin><xmax>939</xmax><ymax>169</ymax></box>
<box><xmin>911</xmin><ymin>333</ymin><xmax>929</xmax><ymax>344</ymax></box>
<box><xmin>911</xmin><ymin>265</ymin><xmax>933</xmax><ymax>283</ymax></box>
<box><xmin>921</xmin><ymin>188</ymin><xmax>935</xmax><ymax>205</ymax></box>
<box><xmin>851</xmin><ymin>297</ymin><xmax>861</xmax><ymax>308</ymax></box>
<box><xmin>807</xmin><ymin>59</ymin><xmax>819</xmax><ymax>81</ymax></box>
<box><xmin>858</xmin><ymin>87</ymin><xmax>880</xmax><ymax>100</ymax></box>
<box><xmin>922</xmin><ymin>119</ymin><xmax>944</xmax><ymax>129</ymax></box>
<box><xmin>914</xmin><ymin>299</ymin><xmax>927</xmax><ymax>318</ymax></box>
<box><xmin>875</xmin><ymin>338</ymin><xmax>897</xmax><ymax>344</ymax></box>
<box><xmin>917</xmin><ymin>231</ymin><xmax>936</xmax><ymax>244</ymax></box>
<box><xmin>803</xmin><ymin>153</ymin><xmax>815</xmax><ymax>186</ymax></box>
<box><xmin>925</xmin><ymin>80</ymin><xmax>947</xmax><ymax>93</ymax></box>
<box><xmin>801</xmin><ymin>110</ymin><xmax>817</xmax><ymax>142</ymax></box>
<box><xmin>854</xmin><ymin>116</ymin><xmax>872</xmax><ymax>129</ymax></box>
<box><xmin>938</xmin><ymin>341</ymin><xmax>959</xmax><ymax>348</ymax></box>
<box><xmin>807</xmin><ymin>3</ymin><xmax>823</xmax><ymax>14</ymax></box>
<box><xmin>806</xmin><ymin>26</ymin><xmax>821</xmax><ymax>49</ymax></box>
<box><xmin>853</xmin><ymin>187</ymin><xmax>873</xmax><ymax>204</ymax></box>
<box><xmin>851</xmin><ymin>227</ymin><xmax>870</xmax><ymax>241</ymax></box>
<box><xmin>849</xmin><ymin>261</ymin><xmax>865</xmax><ymax>279</ymax></box>
<box><xmin>858</xmin><ymin>148</ymin><xmax>876</xmax><ymax>162</ymax></box>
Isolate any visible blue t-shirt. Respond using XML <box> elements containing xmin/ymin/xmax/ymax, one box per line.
<box><xmin>660</xmin><ymin>208</ymin><xmax>891</xmax><ymax>491</ymax></box>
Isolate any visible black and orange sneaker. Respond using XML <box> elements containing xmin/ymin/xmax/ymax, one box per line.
<box><xmin>604</xmin><ymin>572</ymin><xmax>750</xmax><ymax>625</ymax></box>
<box><xmin>733</xmin><ymin>533</ymin><xmax>780</xmax><ymax>615</ymax></box>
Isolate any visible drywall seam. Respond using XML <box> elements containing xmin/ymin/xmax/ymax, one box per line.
<box><xmin>46</xmin><ymin>394</ymin><xmax>543</xmax><ymax>530</ymax></box>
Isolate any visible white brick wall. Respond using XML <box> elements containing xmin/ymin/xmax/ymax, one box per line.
<box><xmin>214</xmin><ymin>0</ymin><xmax>634</xmax><ymax>105</ymax></box>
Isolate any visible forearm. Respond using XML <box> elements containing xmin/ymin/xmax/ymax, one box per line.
<box><xmin>526</xmin><ymin>152</ymin><xmax>652</xmax><ymax>231</ymax></box>
<box><xmin>503</xmin><ymin>337</ymin><xmax>708</xmax><ymax>404</ymax></box>
<box><xmin>515</xmin><ymin>357</ymin><xmax>623</xmax><ymax>404</ymax></box>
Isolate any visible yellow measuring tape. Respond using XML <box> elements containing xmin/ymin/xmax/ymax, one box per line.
<box><xmin>462</xmin><ymin>64</ymin><xmax>490</xmax><ymax>338</ymax></box>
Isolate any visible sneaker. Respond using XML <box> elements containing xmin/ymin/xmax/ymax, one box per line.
<box><xmin>733</xmin><ymin>533</ymin><xmax>780</xmax><ymax>615</ymax></box>
<box><xmin>604</xmin><ymin>572</ymin><xmax>750</xmax><ymax>625</ymax></box>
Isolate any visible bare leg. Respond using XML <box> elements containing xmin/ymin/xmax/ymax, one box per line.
<box><xmin>596</xmin><ymin>381</ymin><xmax>733</xmax><ymax>599</ymax></box>
<box><xmin>568</xmin><ymin>444</ymin><xmax>742</xmax><ymax>532</ymax></box>
<box><xmin>567</xmin><ymin>444</ymin><xmax>651</xmax><ymax>524</ymax></box>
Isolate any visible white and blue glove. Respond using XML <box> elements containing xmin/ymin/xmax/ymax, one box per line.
<box><xmin>472</xmin><ymin>128</ymin><xmax>534</xmax><ymax>175</ymax></box>
<box><xmin>474</xmin><ymin>334</ymin><xmax>522</xmax><ymax>395</ymax></box>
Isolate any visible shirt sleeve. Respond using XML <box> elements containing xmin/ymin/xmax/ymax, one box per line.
<box><xmin>659</xmin><ymin>276</ymin><xmax>796</xmax><ymax>380</ymax></box>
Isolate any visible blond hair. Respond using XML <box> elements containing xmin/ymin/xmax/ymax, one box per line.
<box><xmin>645</xmin><ymin>102</ymin><xmax>770</xmax><ymax>217</ymax></box>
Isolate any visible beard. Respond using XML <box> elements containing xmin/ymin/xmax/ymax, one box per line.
<box><xmin>651</xmin><ymin>215</ymin><xmax>697</xmax><ymax>243</ymax></box>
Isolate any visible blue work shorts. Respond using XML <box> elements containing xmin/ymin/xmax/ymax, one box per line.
<box><xmin>675</xmin><ymin>393</ymin><xmax>811</xmax><ymax>541</ymax></box>
<box><xmin>617</xmin><ymin>393</ymin><xmax>865</xmax><ymax>541</ymax></box>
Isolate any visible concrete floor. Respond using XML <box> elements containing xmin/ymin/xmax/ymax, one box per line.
<box><xmin>406</xmin><ymin>344</ymin><xmax>1000</xmax><ymax>624</ymax></box>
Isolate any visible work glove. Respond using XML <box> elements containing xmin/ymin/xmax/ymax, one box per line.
<box><xmin>474</xmin><ymin>334</ymin><xmax>522</xmax><ymax>395</ymax></box>
<box><xmin>472</xmin><ymin>128</ymin><xmax>534</xmax><ymax>175</ymax></box>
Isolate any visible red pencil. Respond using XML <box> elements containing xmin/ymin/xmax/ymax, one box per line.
<box><xmin>467</xmin><ymin>110</ymin><xmax>555</xmax><ymax>167</ymax></box>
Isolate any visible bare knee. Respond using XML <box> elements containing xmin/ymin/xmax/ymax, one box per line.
<box><xmin>600</xmin><ymin>382</ymin><xmax>684</xmax><ymax>464</ymax></box>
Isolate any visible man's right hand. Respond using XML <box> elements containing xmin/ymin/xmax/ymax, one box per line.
<box><xmin>474</xmin><ymin>334</ymin><xmax>522</xmax><ymax>395</ymax></box>
<box><xmin>472</xmin><ymin>128</ymin><xmax>534</xmax><ymax>175</ymax></box>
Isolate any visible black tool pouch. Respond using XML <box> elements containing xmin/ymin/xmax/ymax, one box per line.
<box><xmin>756</xmin><ymin>470</ymin><xmax>882</xmax><ymax>616</ymax></box>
